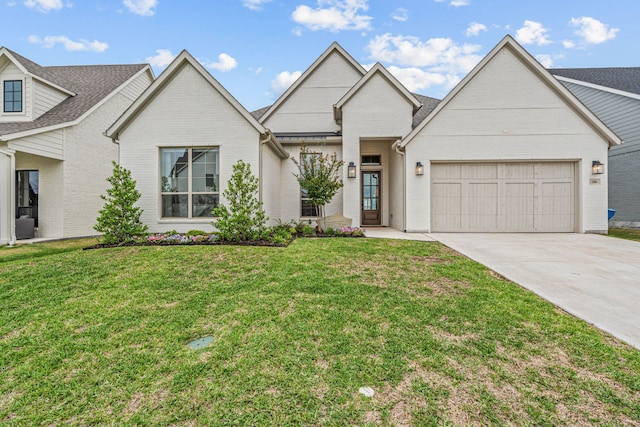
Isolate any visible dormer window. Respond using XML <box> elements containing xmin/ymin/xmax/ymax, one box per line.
<box><xmin>4</xmin><ymin>80</ymin><xmax>23</xmax><ymax>113</ymax></box>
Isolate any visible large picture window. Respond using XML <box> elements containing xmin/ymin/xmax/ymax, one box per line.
<box><xmin>16</xmin><ymin>170</ymin><xmax>38</xmax><ymax>226</ymax></box>
<box><xmin>160</xmin><ymin>147</ymin><xmax>219</xmax><ymax>218</ymax></box>
<box><xmin>300</xmin><ymin>152</ymin><xmax>320</xmax><ymax>217</ymax></box>
<box><xmin>4</xmin><ymin>80</ymin><xmax>23</xmax><ymax>113</ymax></box>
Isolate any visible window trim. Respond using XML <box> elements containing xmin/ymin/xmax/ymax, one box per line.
<box><xmin>3</xmin><ymin>79</ymin><xmax>24</xmax><ymax>114</ymax></box>
<box><xmin>159</xmin><ymin>147</ymin><xmax>220</xmax><ymax>220</ymax></box>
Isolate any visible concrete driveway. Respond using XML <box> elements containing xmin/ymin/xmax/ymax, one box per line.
<box><xmin>430</xmin><ymin>233</ymin><xmax>640</xmax><ymax>350</ymax></box>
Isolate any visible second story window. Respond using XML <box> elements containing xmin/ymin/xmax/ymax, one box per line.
<box><xmin>4</xmin><ymin>80</ymin><xmax>23</xmax><ymax>113</ymax></box>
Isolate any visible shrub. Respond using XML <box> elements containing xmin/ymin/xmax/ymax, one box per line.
<box><xmin>185</xmin><ymin>229</ymin><xmax>207</xmax><ymax>237</ymax></box>
<box><xmin>94</xmin><ymin>161</ymin><xmax>148</xmax><ymax>245</ymax></box>
<box><xmin>211</xmin><ymin>160</ymin><xmax>268</xmax><ymax>242</ymax></box>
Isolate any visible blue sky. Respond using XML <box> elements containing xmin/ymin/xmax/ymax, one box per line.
<box><xmin>2</xmin><ymin>0</ymin><xmax>636</xmax><ymax>111</ymax></box>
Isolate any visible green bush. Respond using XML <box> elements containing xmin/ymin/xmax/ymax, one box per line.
<box><xmin>211</xmin><ymin>160</ymin><xmax>268</xmax><ymax>242</ymax></box>
<box><xmin>94</xmin><ymin>162</ymin><xmax>148</xmax><ymax>245</ymax></box>
<box><xmin>185</xmin><ymin>229</ymin><xmax>207</xmax><ymax>237</ymax></box>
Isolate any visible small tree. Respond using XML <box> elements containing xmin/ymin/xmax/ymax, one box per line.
<box><xmin>212</xmin><ymin>160</ymin><xmax>268</xmax><ymax>242</ymax></box>
<box><xmin>94</xmin><ymin>161</ymin><xmax>147</xmax><ymax>244</ymax></box>
<box><xmin>291</xmin><ymin>146</ymin><xmax>344</xmax><ymax>225</ymax></box>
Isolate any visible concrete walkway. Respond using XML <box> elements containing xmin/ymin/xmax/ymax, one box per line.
<box><xmin>364</xmin><ymin>228</ymin><xmax>640</xmax><ymax>349</ymax></box>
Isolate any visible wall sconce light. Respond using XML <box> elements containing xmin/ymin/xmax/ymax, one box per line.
<box><xmin>347</xmin><ymin>161</ymin><xmax>356</xmax><ymax>178</ymax></box>
<box><xmin>592</xmin><ymin>160</ymin><xmax>604</xmax><ymax>175</ymax></box>
<box><xmin>415</xmin><ymin>161</ymin><xmax>424</xmax><ymax>176</ymax></box>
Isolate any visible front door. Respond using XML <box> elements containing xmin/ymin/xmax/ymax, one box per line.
<box><xmin>16</xmin><ymin>170</ymin><xmax>38</xmax><ymax>227</ymax></box>
<box><xmin>361</xmin><ymin>171</ymin><xmax>381</xmax><ymax>225</ymax></box>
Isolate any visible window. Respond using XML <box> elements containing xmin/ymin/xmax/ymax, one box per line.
<box><xmin>16</xmin><ymin>170</ymin><xmax>38</xmax><ymax>226</ymax></box>
<box><xmin>160</xmin><ymin>147</ymin><xmax>219</xmax><ymax>218</ymax></box>
<box><xmin>361</xmin><ymin>154</ymin><xmax>381</xmax><ymax>166</ymax></box>
<box><xmin>300</xmin><ymin>152</ymin><xmax>320</xmax><ymax>217</ymax></box>
<box><xmin>4</xmin><ymin>80</ymin><xmax>23</xmax><ymax>113</ymax></box>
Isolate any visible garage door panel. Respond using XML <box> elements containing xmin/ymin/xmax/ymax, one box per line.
<box><xmin>431</xmin><ymin>183</ymin><xmax>462</xmax><ymax>231</ymax></box>
<box><xmin>503</xmin><ymin>182</ymin><xmax>535</xmax><ymax>231</ymax></box>
<box><xmin>466</xmin><ymin>183</ymin><xmax>498</xmax><ymax>230</ymax></box>
<box><xmin>431</xmin><ymin>162</ymin><xmax>575</xmax><ymax>232</ymax></box>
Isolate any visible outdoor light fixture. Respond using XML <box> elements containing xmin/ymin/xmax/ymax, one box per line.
<box><xmin>592</xmin><ymin>160</ymin><xmax>604</xmax><ymax>175</ymax></box>
<box><xmin>415</xmin><ymin>161</ymin><xmax>424</xmax><ymax>176</ymax></box>
<box><xmin>347</xmin><ymin>161</ymin><xmax>356</xmax><ymax>178</ymax></box>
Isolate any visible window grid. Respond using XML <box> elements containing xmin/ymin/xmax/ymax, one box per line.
<box><xmin>160</xmin><ymin>147</ymin><xmax>219</xmax><ymax>219</ymax></box>
<box><xmin>4</xmin><ymin>80</ymin><xmax>23</xmax><ymax>113</ymax></box>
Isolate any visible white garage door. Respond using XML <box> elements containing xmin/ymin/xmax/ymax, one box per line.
<box><xmin>431</xmin><ymin>162</ymin><xmax>575</xmax><ymax>232</ymax></box>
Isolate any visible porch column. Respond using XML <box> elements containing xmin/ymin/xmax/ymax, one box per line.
<box><xmin>0</xmin><ymin>148</ymin><xmax>16</xmax><ymax>245</ymax></box>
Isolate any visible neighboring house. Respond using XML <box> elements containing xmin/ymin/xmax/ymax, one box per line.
<box><xmin>106</xmin><ymin>35</ymin><xmax>619</xmax><ymax>235</ymax></box>
<box><xmin>0</xmin><ymin>47</ymin><xmax>154</xmax><ymax>245</ymax></box>
<box><xmin>549</xmin><ymin>67</ymin><xmax>640</xmax><ymax>227</ymax></box>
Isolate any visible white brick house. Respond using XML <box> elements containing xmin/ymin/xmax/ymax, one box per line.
<box><xmin>0</xmin><ymin>47</ymin><xmax>154</xmax><ymax>245</ymax></box>
<box><xmin>107</xmin><ymin>35</ymin><xmax>619</xmax><ymax>235</ymax></box>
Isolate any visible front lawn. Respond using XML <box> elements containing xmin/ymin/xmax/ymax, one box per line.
<box><xmin>1</xmin><ymin>238</ymin><xmax>638</xmax><ymax>425</ymax></box>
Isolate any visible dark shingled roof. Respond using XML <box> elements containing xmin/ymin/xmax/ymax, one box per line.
<box><xmin>549</xmin><ymin>67</ymin><xmax>640</xmax><ymax>96</ymax></box>
<box><xmin>249</xmin><ymin>93</ymin><xmax>441</xmax><ymax>131</ymax></box>
<box><xmin>0</xmin><ymin>48</ymin><xmax>147</xmax><ymax>137</ymax></box>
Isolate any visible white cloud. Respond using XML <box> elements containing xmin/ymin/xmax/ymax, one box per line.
<box><xmin>206</xmin><ymin>53</ymin><xmax>238</xmax><ymax>72</ymax></box>
<box><xmin>562</xmin><ymin>39</ymin><xmax>575</xmax><ymax>49</ymax></box>
<box><xmin>434</xmin><ymin>0</ymin><xmax>469</xmax><ymax>6</ymax></box>
<box><xmin>386</xmin><ymin>66</ymin><xmax>449</xmax><ymax>92</ymax></box>
<box><xmin>536</xmin><ymin>54</ymin><xmax>553</xmax><ymax>68</ymax></box>
<box><xmin>28</xmin><ymin>35</ymin><xmax>108</xmax><ymax>52</ymax></box>
<box><xmin>123</xmin><ymin>0</ymin><xmax>157</xmax><ymax>16</ymax></box>
<box><xmin>291</xmin><ymin>0</ymin><xmax>372</xmax><ymax>32</ymax></box>
<box><xmin>271</xmin><ymin>70</ymin><xmax>302</xmax><ymax>95</ymax></box>
<box><xmin>242</xmin><ymin>0</ymin><xmax>271</xmax><ymax>10</ymax></box>
<box><xmin>145</xmin><ymin>49</ymin><xmax>176</xmax><ymax>68</ymax></box>
<box><xmin>23</xmin><ymin>0</ymin><xmax>66</xmax><ymax>12</ymax></box>
<box><xmin>292</xmin><ymin>26</ymin><xmax>303</xmax><ymax>36</ymax></box>
<box><xmin>367</xmin><ymin>33</ymin><xmax>482</xmax><ymax>75</ymax></box>
<box><xmin>392</xmin><ymin>7</ymin><xmax>408</xmax><ymax>22</ymax></box>
<box><xmin>465</xmin><ymin>22</ymin><xmax>487</xmax><ymax>37</ymax></box>
<box><xmin>570</xmin><ymin>16</ymin><xmax>618</xmax><ymax>45</ymax></box>
<box><xmin>515</xmin><ymin>20</ymin><xmax>552</xmax><ymax>46</ymax></box>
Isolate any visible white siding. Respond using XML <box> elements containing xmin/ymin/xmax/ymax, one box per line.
<box><xmin>263</xmin><ymin>52</ymin><xmax>362</xmax><ymax>133</ymax></box>
<box><xmin>405</xmin><ymin>45</ymin><xmax>609</xmax><ymax>233</ymax></box>
<box><xmin>120</xmin><ymin>70</ymin><xmax>154</xmax><ymax>102</ymax></box>
<box><xmin>33</xmin><ymin>80</ymin><xmax>69</xmax><ymax>119</ymax></box>
<box><xmin>341</xmin><ymin>72</ymin><xmax>415</xmax><ymax>226</ymax></box>
<box><xmin>9</xmin><ymin>130</ymin><xmax>64</xmax><ymax>160</ymax></box>
<box><xmin>118</xmin><ymin>62</ymin><xmax>262</xmax><ymax>234</ymax></box>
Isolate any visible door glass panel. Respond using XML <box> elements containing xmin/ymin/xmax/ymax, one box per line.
<box><xmin>16</xmin><ymin>170</ymin><xmax>39</xmax><ymax>226</ymax></box>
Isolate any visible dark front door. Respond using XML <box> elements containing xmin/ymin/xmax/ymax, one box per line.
<box><xmin>361</xmin><ymin>171</ymin><xmax>381</xmax><ymax>225</ymax></box>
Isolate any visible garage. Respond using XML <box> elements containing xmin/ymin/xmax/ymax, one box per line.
<box><xmin>431</xmin><ymin>162</ymin><xmax>576</xmax><ymax>232</ymax></box>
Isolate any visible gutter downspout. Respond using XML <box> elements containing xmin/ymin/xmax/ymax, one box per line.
<box><xmin>392</xmin><ymin>139</ymin><xmax>406</xmax><ymax>232</ymax></box>
<box><xmin>0</xmin><ymin>147</ymin><xmax>17</xmax><ymax>246</ymax></box>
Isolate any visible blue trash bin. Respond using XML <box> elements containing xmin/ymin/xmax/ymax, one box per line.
<box><xmin>608</xmin><ymin>209</ymin><xmax>616</xmax><ymax>220</ymax></box>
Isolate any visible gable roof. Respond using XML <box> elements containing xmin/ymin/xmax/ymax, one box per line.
<box><xmin>549</xmin><ymin>67</ymin><xmax>640</xmax><ymax>99</ymax></box>
<box><xmin>401</xmin><ymin>35</ymin><xmax>622</xmax><ymax>148</ymax></box>
<box><xmin>258</xmin><ymin>42</ymin><xmax>366</xmax><ymax>124</ymax></box>
<box><xmin>1</xmin><ymin>47</ymin><xmax>75</xmax><ymax>96</ymax></box>
<box><xmin>334</xmin><ymin>62</ymin><xmax>422</xmax><ymax>122</ymax></box>
<box><xmin>107</xmin><ymin>50</ymin><xmax>269</xmax><ymax>138</ymax></box>
<box><xmin>0</xmin><ymin>47</ymin><xmax>151</xmax><ymax>140</ymax></box>
<box><xmin>105</xmin><ymin>50</ymin><xmax>288</xmax><ymax>159</ymax></box>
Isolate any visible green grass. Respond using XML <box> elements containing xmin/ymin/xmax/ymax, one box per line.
<box><xmin>608</xmin><ymin>228</ymin><xmax>640</xmax><ymax>242</ymax></box>
<box><xmin>1</xmin><ymin>238</ymin><xmax>639</xmax><ymax>426</ymax></box>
